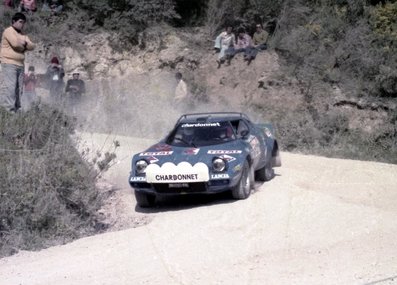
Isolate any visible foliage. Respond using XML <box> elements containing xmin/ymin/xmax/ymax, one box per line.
<box><xmin>1</xmin><ymin>0</ymin><xmax>180</xmax><ymax>50</ymax></box>
<box><xmin>253</xmin><ymin>102</ymin><xmax>397</xmax><ymax>164</ymax></box>
<box><xmin>0</xmin><ymin>105</ymin><xmax>115</xmax><ymax>257</ymax></box>
<box><xmin>66</xmin><ymin>0</ymin><xmax>180</xmax><ymax>49</ymax></box>
<box><xmin>205</xmin><ymin>0</ymin><xmax>283</xmax><ymax>36</ymax></box>
<box><xmin>370</xmin><ymin>1</ymin><xmax>397</xmax><ymax>46</ymax></box>
<box><xmin>271</xmin><ymin>0</ymin><xmax>397</xmax><ymax>99</ymax></box>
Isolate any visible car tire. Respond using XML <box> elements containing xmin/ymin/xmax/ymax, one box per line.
<box><xmin>255</xmin><ymin>160</ymin><xmax>274</xmax><ymax>182</ymax></box>
<box><xmin>135</xmin><ymin>191</ymin><xmax>156</xmax><ymax>207</ymax></box>
<box><xmin>231</xmin><ymin>160</ymin><xmax>252</xmax><ymax>199</ymax></box>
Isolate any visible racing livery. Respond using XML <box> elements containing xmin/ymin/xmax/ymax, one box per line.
<box><xmin>129</xmin><ymin>112</ymin><xmax>281</xmax><ymax>207</ymax></box>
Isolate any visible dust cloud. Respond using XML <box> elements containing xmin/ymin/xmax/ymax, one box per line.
<box><xmin>67</xmin><ymin>70</ymin><xmax>259</xmax><ymax>141</ymax></box>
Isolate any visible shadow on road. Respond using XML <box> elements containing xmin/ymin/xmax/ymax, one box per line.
<box><xmin>135</xmin><ymin>191</ymin><xmax>237</xmax><ymax>213</ymax></box>
<box><xmin>133</xmin><ymin>171</ymin><xmax>282</xmax><ymax>213</ymax></box>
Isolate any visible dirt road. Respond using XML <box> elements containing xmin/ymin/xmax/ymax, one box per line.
<box><xmin>0</xmin><ymin>133</ymin><xmax>396</xmax><ymax>285</ymax></box>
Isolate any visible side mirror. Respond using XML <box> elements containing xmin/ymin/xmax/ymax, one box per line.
<box><xmin>240</xmin><ymin>130</ymin><xmax>249</xmax><ymax>138</ymax></box>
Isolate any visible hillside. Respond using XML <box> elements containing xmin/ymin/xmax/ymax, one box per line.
<box><xmin>21</xmin><ymin>25</ymin><xmax>395</xmax><ymax>164</ymax></box>
<box><xmin>1</xmin><ymin>1</ymin><xmax>396</xmax><ymax>163</ymax></box>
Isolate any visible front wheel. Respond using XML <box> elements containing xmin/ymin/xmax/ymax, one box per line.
<box><xmin>231</xmin><ymin>160</ymin><xmax>252</xmax><ymax>199</ymax></box>
<box><xmin>134</xmin><ymin>190</ymin><xmax>156</xmax><ymax>207</ymax></box>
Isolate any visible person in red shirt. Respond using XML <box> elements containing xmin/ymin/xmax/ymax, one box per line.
<box><xmin>4</xmin><ymin>0</ymin><xmax>15</xmax><ymax>8</ymax></box>
<box><xmin>19</xmin><ymin>0</ymin><xmax>37</xmax><ymax>13</ymax></box>
<box><xmin>22</xmin><ymin>65</ymin><xmax>38</xmax><ymax>110</ymax></box>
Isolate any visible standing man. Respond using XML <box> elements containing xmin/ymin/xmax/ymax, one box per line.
<box><xmin>45</xmin><ymin>56</ymin><xmax>65</xmax><ymax>100</ymax></box>
<box><xmin>65</xmin><ymin>72</ymin><xmax>85</xmax><ymax>113</ymax></box>
<box><xmin>0</xmin><ymin>13</ymin><xmax>35</xmax><ymax>112</ymax></box>
<box><xmin>174</xmin><ymin>72</ymin><xmax>188</xmax><ymax>106</ymax></box>
<box><xmin>65</xmin><ymin>72</ymin><xmax>85</xmax><ymax>97</ymax></box>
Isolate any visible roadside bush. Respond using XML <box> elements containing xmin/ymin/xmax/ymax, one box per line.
<box><xmin>0</xmin><ymin>105</ymin><xmax>110</xmax><ymax>257</ymax></box>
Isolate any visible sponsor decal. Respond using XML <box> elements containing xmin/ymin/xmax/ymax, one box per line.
<box><xmin>264</xmin><ymin>128</ymin><xmax>273</xmax><ymax>138</ymax></box>
<box><xmin>220</xmin><ymin>154</ymin><xmax>236</xmax><ymax>162</ymax></box>
<box><xmin>139</xmin><ymin>151</ymin><xmax>173</xmax><ymax>156</ymax></box>
<box><xmin>146</xmin><ymin>162</ymin><xmax>210</xmax><ymax>183</ymax></box>
<box><xmin>184</xmin><ymin>148</ymin><xmax>200</xmax><ymax>155</ymax></box>
<box><xmin>148</xmin><ymin>156</ymin><xmax>159</xmax><ymax>164</ymax></box>
<box><xmin>155</xmin><ymin>174</ymin><xmax>199</xmax><ymax>181</ymax></box>
<box><xmin>208</xmin><ymin>150</ymin><xmax>242</xmax><ymax>154</ymax></box>
<box><xmin>211</xmin><ymin>173</ymin><xmax>230</xmax><ymax>179</ymax></box>
<box><xmin>249</xmin><ymin>136</ymin><xmax>261</xmax><ymax>158</ymax></box>
<box><xmin>130</xmin><ymin>176</ymin><xmax>146</xmax><ymax>182</ymax></box>
<box><xmin>182</xmin><ymin>122</ymin><xmax>221</xmax><ymax>128</ymax></box>
<box><xmin>154</xmin><ymin>143</ymin><xmax>172</xmax><ymax>151</ymax></box>
<box><xmin>233</xmin><ymin>164</ymin><xmax>242</xmax><ymax>172</ymax></box>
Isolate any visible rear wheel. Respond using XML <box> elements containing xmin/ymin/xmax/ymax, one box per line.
<box><xmin>255</xmin><ymin>160</ymin><xmax>274</xmax><ymax>182</ymax></box>
<box><xmin>231</xmin><ymin>160</ymin><xmax>252</xmax><ymax>199</ymax></box>
<box><xmin>134</xmin><ymin>191</ymin><xmax>156</xmax><ymax>207</ymax></box>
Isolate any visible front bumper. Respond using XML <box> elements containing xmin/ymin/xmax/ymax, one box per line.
<box><xmin>129</xmin><ymin>173</ymin><xmax>241</xmax><ymax>195</ymax></box>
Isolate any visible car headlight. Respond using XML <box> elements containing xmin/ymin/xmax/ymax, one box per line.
<box><xmin>136</xmin><ymin>160</ymin><xmax>148</xmax><ymax>174</ymax></box>
<box><xmin>212</xmin><ymin>157</ymin><xmax>226</xmax><ymax>172</ymax></box>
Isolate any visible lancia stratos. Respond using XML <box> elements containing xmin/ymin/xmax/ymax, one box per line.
<box><xmin>129</xmin><ymin>112</ymin><xmax>281</xmax><ymax>207</ymax></box>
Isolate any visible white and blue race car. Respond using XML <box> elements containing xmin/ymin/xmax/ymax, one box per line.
<box><xmin>129</xmin><ymin>112</ymin><xmax>281</xmax><ymax>207</ymax></box>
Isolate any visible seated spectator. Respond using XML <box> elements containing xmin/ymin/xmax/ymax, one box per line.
<box><xmin>230</xmin><ymin>30</ymin><xmax>257</xmax><ymax>65</ymax></box>
<box><xmin>253</xmin><ymin>23</ymin><xmax>269</xmax><ymax>50</ymax></box>
<box><xmin>42</xmin><ymin>0</ymin><xmax>63</xmax><ymax>14</ymax></box>
<box><xmin>214</xmin><ymin>26</ymin><xmax>235</xmax><ymax>68</ymax></box>
<box><xmin>19</xmin><ymin>0</ymin><xmax>37</xmax><ymax>13</ymax></box>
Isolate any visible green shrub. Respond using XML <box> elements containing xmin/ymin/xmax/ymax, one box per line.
<box><xmin>0</xmin><ymin>105</ymin><xmax>109</xmax><ymax>257</ymax></box>
<box><xmin>370</xmin><ymin>1</ymin><xmax>397</xmax><ymax>47</ymax></box>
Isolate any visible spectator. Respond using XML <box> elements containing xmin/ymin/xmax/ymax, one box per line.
<box><xmin>65</xmin><ymin>72</ymin><xmax>85</xmax><ymax>113</ymax></box>
<box><xmin>0</xmin><ymin>12</ymin><xmax>35</xmax><ymax>113</ymax></box>
<box><xmin>4</xmin><ymin>0</ymin><xmax>15</xmax><ymax>8</ymax></box>
<box><xmin>214</xmin><ymin>26</ymin><xmax>235</xmax><ymax>68</ymax></box>
<box><xmin>253</xmin><ymin>23</ymin><xmax>269</xmax><ymax>50</ymax></box>
<box><xmin>42</xmin><ymin>0</ymin><xmax>63</xmax><ymax>14</ymax></box>
<box><xmin>21</xmin><ymin>65</ymin><xmax>38</xmax><ymax>110</ymax></box>
<box><xmin>45</xmin><ymin>56</ymin><xmax>65</xmax><ymax>99</ymax></box>
<box><xmin>174</xmin><ymin>72</ymin><xmax>188</xmax><ymax>105</ymax></box>
<box><xmin>234</xmin><ymin>30</ymin><xmax>257</xmax><ymax>65</ymax></box>
<box><xmin>65</xmin><ymin>72</ymin><xmax>85</xmax><ymax>97</ymax></box>
<box><xmin>19</xmin><ymin>0</ymin><xmax>37</xmax><ymax>13</ymax></box>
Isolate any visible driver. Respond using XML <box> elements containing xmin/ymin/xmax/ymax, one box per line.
<box><xmin>182</xmin><ymin>127</ymin><xmax>194</xmax><ymax>141</ymax></box>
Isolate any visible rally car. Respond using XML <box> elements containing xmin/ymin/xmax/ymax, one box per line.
<box><xmin>129</xmin><ymin>112</ymin><xmax>281</xmax><ymax>207</ymax></box>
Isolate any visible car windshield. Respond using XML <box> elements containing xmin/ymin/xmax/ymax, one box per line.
<box><xmin>167</xmin><ymin>121</ymin><xmax>236</xmax><ymax>147</ymax></box>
